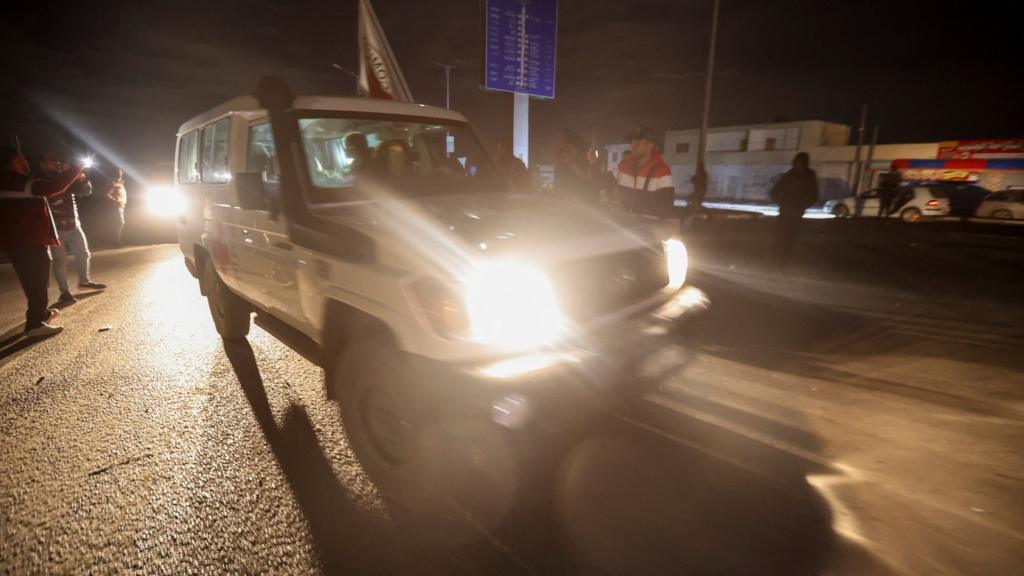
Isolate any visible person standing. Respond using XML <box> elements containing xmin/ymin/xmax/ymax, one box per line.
<box><xmin>878</xmin><ymin>163</ymin><xmax>902</xmax><ymax>218</ymax></box>
<box><xmin>106</xmin><ymin>168</ymin><xmax>127</xmax><ymax>245</ymax></box>
<box><xmin>1</xmin><ymin>147</ymin><xmax>83</xmax><ymax>337</ymax></box>
<box><xmin>769</xmin><ymin>152</ymin><xmax>819</xmax><ymax>271</ymax></box>
<box><xmin>495</xmin><ymin>137</ymin><xmax>529</xmax><ymax>192</ymax></box>
<box><xmin>39</xmin><ymin>151</ymin><xmax>106</xmax><ymax>304</ymax></box>
<box><xmin>615</xmin><ymin>127</ymin><xmax>675</xmax><ymax>217</ymax></box>
<box><xmin>554</xmin><ymin>129</ymin><xmax>595</xmax><ymax>203</ymax></box>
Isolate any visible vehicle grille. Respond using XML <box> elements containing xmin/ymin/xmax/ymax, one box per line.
<box><xmin>548</xmin><ymin>247</ymin><xmax>669</xmax><ymax>322</ymax></box>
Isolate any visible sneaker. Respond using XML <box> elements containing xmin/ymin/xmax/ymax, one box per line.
<box><xmin>58</xmin><ymin>292</ymin><xmax>78</xmax><ymax>304</ymax></box>
<box><xmin>23</xmin><ymin>323</ymin><xmax>64</xmax><ymax>338</ymax></box>
<box><xmin>44</xmin><ymin>308</ymin><xmax>60</xmax><ymax>322</ymax></box>
<box><xmin>78</xmin><ymin>281</ymin><xmax>107</xmax><ymax>290</ymax></box>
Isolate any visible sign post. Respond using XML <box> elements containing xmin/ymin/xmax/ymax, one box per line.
<box><xmin>484</xmin><ymin>0</ymin><xmax>558</xmax><ymax>168</ymax></box>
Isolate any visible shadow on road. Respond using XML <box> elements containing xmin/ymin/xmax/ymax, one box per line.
<box><xmin>220</xmin><ymin>333</ymin><xmax>868</xmax><ymax>574</ymax></box>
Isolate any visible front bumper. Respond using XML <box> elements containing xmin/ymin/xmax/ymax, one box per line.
<box><xmin>406</xmin><ymin>285</ymin><xmax>710</xmax><ymax>433</ymax></box>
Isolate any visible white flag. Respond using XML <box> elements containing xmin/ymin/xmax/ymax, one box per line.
<box><xmin>358</xmin><ymin>0</ymin><xmax>414</xmax><ymax>102</ymax></box>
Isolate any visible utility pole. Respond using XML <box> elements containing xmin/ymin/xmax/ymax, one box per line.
<box><xmin>694</xmin><ymin>0</ymin><xmax>720</xmax><ymax>207</ymax></box>
<box><xmin>862</xmin><ymin>125</ymin><xmax>879</xmax><ymax>193</ymax></box>
<box><xmin>850</xmin><ymin>103</ymin><xmax>867</xmax><ymax>195</ymax></box>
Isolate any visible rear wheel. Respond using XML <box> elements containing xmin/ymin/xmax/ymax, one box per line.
<box><xmin>831</xmin><ymin>204</ymin><xmax>850</xmax><ymax>218</ymax></box>
<box><xmin>900</xmin><ymin>207</ymin><xmax>922</xmax><ymax>223</ymax></box>
<box><xmin>202</xmin><ymin>258</ymin><xmax>251</xmax><ymax>340</ymax></box>
<box><xmin>993</xmin><ymin>209</ymin><xmax>1014</xmax><ymax>220</ymax></box>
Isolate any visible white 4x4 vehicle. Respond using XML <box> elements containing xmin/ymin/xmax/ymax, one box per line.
<box><xmin>175</xmin><ymin>77</ymin><xmax>706</xmax><ymax>506</ymax></box>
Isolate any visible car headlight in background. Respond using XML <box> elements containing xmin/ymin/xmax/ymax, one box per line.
<box><xmin>145</xmin><ymin>186</ymin><xmax>185</xmax><ymax>217</ymax></box>
<box><xmin>408</xmin><ymin>261</ymin><xmax>566</xmax><ymax>351</ymax></box>
<box><xmin>664</xmin><ymin>238</ymin><xmax>688</xmax><ymax>289</ymax></box>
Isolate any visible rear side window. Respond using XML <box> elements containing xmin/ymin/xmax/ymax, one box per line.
<box><xmin>988</xmin><ymin>192</ymin><xmax>1010</xmax><ymax>201</ymax></box>
<box><xmin>177</xmin><ymin>130</ymin><xmax>200</xmax><ymax>184</ymax></box>
<box><xmin>201</xmin><ymin>118</ymin><xmax>231</xmax><ymax>184</ymax></box>
<box><xmin>927</xmin><ymin>188</ymin><xmax>948</xmax><ymax>199</ymax></box>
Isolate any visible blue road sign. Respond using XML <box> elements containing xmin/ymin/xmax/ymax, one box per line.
<box><xmin>484</xmin><ymin>0</ymin><xmax>557</xmax><ymax>99</ymax></box>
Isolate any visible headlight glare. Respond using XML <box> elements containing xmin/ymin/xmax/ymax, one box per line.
<box><xmin>466</xmin><ymin>261</ymin><xmax>565</xmax><ymax>351</ymax></box>
<box><xmin>665</xmin><ymin>238</ymin><xmax>687</xmax><ymax>288</ymax></box>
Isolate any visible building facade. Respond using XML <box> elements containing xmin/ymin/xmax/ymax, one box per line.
<box><xmin>607</xmin><ymin>121</ymin><xmax>1024</xmax><ymax>205</ymax></box>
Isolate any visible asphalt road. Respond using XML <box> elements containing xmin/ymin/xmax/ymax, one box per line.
<box><xmin>2</xmin><ymin>220</ymin><xmax>1023</xmax><ymax>575</ymax></box>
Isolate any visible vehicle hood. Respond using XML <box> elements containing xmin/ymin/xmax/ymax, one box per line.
<box><xmin>319</xmin><ymin>194</ymin><xmax>672</xmax><ymax>267</ymax></box>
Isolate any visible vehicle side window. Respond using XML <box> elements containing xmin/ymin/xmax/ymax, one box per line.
<box><xmin>177</xmin><ymin>130</ymin><xmax>200</xmax><ymax>184</ymax></box>
<box><xmin>988</xmin><ymin>192</ymin><xmax>1009</xmax><ymax>201</ymax></box>
<box><xmin>247</xmin><ymin>123</ymin><xmax>279</xmax><ymax>183</ymax></box>
<box><xmin>201</xmin><ymin>118</ymin><xmax>231</xmax><ymax>184</ymax></box>
<box><xmin>860</xmin><ymin>189</ymin><xmax>879</xmax><ymax>199</ymax></box>
<box><xmin>927</xmin><ymin>187</ymin><xmax>947</xmax><ymax>198</ymax></box>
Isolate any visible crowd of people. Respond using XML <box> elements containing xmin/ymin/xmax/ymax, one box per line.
<box><xmin>493</xmin><ymin>127</ymin><xmax>821</xmax><ymax>272</ymax></box>
<box><xmin>1</xmin><ymin>146</ymin><xmax>119</xmax><ymax>339</ymax></box>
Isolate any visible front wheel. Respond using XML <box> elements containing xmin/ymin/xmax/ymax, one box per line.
<box><xmin>202</xmin><ymin>258</ymin><xmax>251</xmax><ymax>340</ymax></box>
<box><xmin>900</xmin><ymin>207</ymin><xmax>922</xmax><ymax>223</ymax></box>
<box><xmin>831</xmin><ymin>204</ymin><xmax>850</xmax><ymax>218</ymax></box>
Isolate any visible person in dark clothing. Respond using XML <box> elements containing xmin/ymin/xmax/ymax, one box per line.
<box><xmin>495</xmin><ymin>138</ymin><xmax>529</xmax><ymax>192</ymax></box>
<box><xmin>1</xmin><ymin>146</ymin><xmax>83</xmax><ymax>337</ymax></box>
<box><xmin>554</xmin><ymin>129</ymin><xmax>595</xmax><ymax>203</ymax></box>
<box><xmin>39</xmin><ymin>151</ymin><xmax>106</xmax><ymax>304</ymax></box>
<box><xmin>769</xmin><ymin>152</ymin><xmax>819</xmax><ymax>271</ymax></box>
<box><xmin>878</xmin><ymin>163</ymin><xmax>902</xmax><ymax>218</ymax></box>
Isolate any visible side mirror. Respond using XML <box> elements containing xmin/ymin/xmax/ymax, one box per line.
<box><xmin>234</xmin><ymin>172</ymin><xmax>269</xmax><ymax>211</ymax></box>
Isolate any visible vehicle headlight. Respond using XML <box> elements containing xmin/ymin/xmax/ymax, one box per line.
<box><xmin>408</xmin><ymin>261</ymin><xmax>566</xmax><ymax>351</ymax></box>
<box><xmin>466</xmin><ymin>261</ymin><xmax>565</xmax><ymax>350</ymax></box>
<box><xmin>664</xmin><ymin>238</ymin><xmax>687</xmax><ymax>289</ymax></box>
<box><xmin>145</xmin><ymin>186</ymin><xmax>185</xmax><ymax>217</ymax></box>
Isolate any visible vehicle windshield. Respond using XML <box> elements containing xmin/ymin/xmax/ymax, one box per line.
<box><xmin>297</xmin><ymin>115</ymin><xmax>506</xmax><ymax>204</ymax></box>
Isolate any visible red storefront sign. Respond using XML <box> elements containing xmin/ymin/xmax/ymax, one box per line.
<box><xmin>937</xmin><ymin>139</ymin><xmax>1024</xmax><ymax>160</ymax></box>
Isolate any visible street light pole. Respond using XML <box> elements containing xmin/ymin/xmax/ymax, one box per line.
<box><xmin>433</xmin><ymin>62</ymin><xmax>460</xmax><ymax>110</ymax></box>
<box><xmin>697</xmin><ymin>0</ymin><xmax>720</xmax><ymax>170</ymax></box>
<box><xmin>331</xmin><ymin>63</ymin><xmax>358</xmax><ymax>94</ymax></box>
<box><xmin>690</xmin><ymin>0</ymin><xmax>720</xmax><ymax>211</ymax></box>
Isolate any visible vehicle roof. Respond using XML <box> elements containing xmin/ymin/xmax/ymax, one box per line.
<box><xmin>177</xmin><ymin>95</ymin><xmax>468</xmax><ymax>135</ymax></box>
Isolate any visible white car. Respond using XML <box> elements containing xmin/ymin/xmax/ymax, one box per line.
<box><xmin>974</xmin><ymin>189</ymin><xmax>1024</xmax><ymax>220</ymax></box>
<box><xmin>175</xmin><ymin>77</ymin><xmax>707</xmax><ymax>504</ymax></box>
<box><xmin>826</xmin><ymin>186</ymin><xmax>951</xmax><ymax>223</ymax></box>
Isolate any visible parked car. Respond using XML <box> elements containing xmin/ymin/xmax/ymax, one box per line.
<box><xmin>826</xmin><ymin>186</ymin><xmax>950</xmax><ymax>223</ymax></box>
<box><xmin>175</xmin><ymin>78</ymin><xmax>707</xmax><ymax>511</ymax></box>
<box><xmin>924</xmin><ymin>182</ymin><xmax>991</xmax><ymax>217</ymax></box>
<box><xmin>974</xmin><ymin>189</ymin><xmax>1024</xmax><ymax>220</ymax></box>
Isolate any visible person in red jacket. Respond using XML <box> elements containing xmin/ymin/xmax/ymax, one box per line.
<box><xmin>1</xmin><ymin>146</ymin><xmax>83</xmax><ymax>337</ymax></box>
<box><xmin>615</xmin><ymin>126</ymin><xmax>675</xmax><ymax>217</ymax></box>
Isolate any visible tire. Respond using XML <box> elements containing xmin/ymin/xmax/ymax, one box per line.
<box><xmin>900</xmin><ymin>207</ymin><xmax>922</xmax><ymax>223</ymax></box>
<box><xmin>202</xmin><ymin>258</ymin><xmax>251</xmax><ymax>340</ymax></box>
<box><xmin>993</xmin><ymin>209</ymin><xmax>1014</xmax><ymax>220</ymax></box>
<box><xmin>330</xmin><ymin>337</ymin><xmax>424</xmax><ymax>502</ymax></box>
<box><xmin>328</xmin><ymin>335</ymin><xmax>522</xmax><ymax>535</ymax></box>
<box><xmin>831</xmin><ymin>204</ymin><xmax>850</xmax><ymax>218</ymax></box>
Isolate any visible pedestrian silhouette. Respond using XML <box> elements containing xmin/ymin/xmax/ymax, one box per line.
<box><xmin>769</xmin><ymin>152</ymin><xmax>819</xmax><ymax>271</ymax></box>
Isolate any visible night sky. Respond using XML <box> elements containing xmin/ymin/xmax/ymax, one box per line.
<box><xmin>1</xmin><ymin>0</ymin><xmax>1021</xmax><ymax>174</ymax></box>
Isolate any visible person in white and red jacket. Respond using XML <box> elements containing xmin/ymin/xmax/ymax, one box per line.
<box><xmin>615</xmin><ymin>126</ymin><xmax>675</xmax><ymax>218</ymax></box>
<box><xmin>0</xmin><ymin>147</ymin><xmax>84</xmax><ymax>337</ymax></box>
